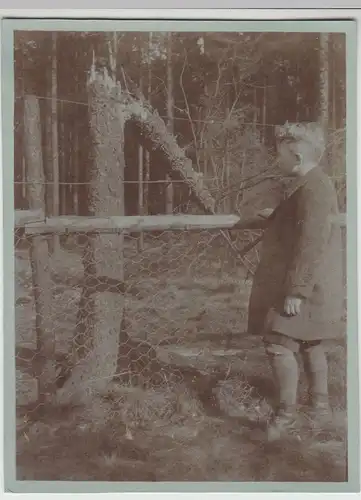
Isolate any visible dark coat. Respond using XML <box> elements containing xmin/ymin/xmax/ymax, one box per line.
<box><xmin>247</xmin><ymin>166</ymin><xmax>345</xmax><ymax>341</ymax></box>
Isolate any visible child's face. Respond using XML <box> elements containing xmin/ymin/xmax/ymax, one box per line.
<box><xmin>276</xmin><ymin>139</ymin><xmax>300</xmax><ymax>176</ymax></box>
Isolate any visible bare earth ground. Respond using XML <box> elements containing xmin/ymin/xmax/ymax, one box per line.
<box><xmin>15</xmin><ymin>235</ymin><xmax>347</xmax><ymax>482</ymax></box>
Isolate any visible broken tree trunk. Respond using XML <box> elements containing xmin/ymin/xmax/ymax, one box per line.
<box><xmin>24</xmin><ymin>95</ymin><xmax>57</xmax><ymax>406</ymax></box>
<box><xmin>105</xmin><ymin>90</ymin><xmax>216</xmax><ymax>215</ymax></box>
<box><xmin>57</xmin><ymin>65</ymin><xmax>126</xmax><ymax>405</ymax></box>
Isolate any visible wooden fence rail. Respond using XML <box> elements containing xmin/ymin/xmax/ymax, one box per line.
<box><xmin>16</xmin><ymin>211</ymin><xmax>347</xmax><ymax>235</ymax></box>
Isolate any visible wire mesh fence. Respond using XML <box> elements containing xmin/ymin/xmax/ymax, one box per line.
<box><xmin>15</xmin><ymin>224</ymin><xmax>267</xmax><ymax>410</ymax></box>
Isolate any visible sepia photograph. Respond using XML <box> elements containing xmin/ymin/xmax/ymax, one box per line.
<box><xmin>3</xmin><ymin>19</ymin><xmax>357</xmax><ymax>489</ymax></box>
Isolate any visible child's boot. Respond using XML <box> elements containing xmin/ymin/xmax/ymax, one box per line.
<box><xmin>302</xmin><ymin>342</ymin><xmax>332</xmax><ymax>427</ymax></box>
<box><xmin>264</xmin><ymin>342</ymin><xmax>300</xmax><ymax>441</ymax></box>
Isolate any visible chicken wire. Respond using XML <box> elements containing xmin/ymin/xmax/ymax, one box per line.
<box><xmin>15</xmin><ymin>226</ymin><xmax>261</xmax><ymax>408</ymax></box>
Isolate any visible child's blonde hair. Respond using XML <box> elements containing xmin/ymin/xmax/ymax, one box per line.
<box><xmin>275</xmin><ymin>121</ymin><xmax>326</xmax><ymax>164</ymax></box>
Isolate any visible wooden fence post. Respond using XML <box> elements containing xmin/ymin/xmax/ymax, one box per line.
<box><xmin>23</xmin><ymin>95</ymin><xmax>57</xmax><ymax>406</ymax></box>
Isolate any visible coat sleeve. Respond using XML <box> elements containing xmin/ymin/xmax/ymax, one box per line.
<box><xmin>285</xmin><ymin>181</ymin><xmax>334</xmax><ymax>299</ymax></box>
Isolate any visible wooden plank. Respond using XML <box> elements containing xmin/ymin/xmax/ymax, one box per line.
<box><xmin>24</xmin><ymin>214</ymin><xmax>247</xmax><ymax>234</ymax></box>
<box><xmin>23</xmin><ymin>95</ymin><xmax>57</xmax><ymax>405</ymax></box>
<box><xmin>15</xmin><ymin>209</ymin><xmax>45</xmax><ymax>227</ymax></box>
<box><xmin>24</xmin><ymin>212</ymin><xmax>347</xmax><ymax>235</ymax></box>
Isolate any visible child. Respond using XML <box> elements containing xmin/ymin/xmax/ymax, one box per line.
<box><xmin>247</xmin><ymin>122</ymin><xmax>344</xmax><ymax>441</ymax></box>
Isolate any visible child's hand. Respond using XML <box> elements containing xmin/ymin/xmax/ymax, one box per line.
<box><xmin>284</xmin><ymin>296</ymin><xmax>302</xmax><ymax>316</ymax></box>
<box><xmin>258</xmin><ymin>208</ymin><xmax>274</xmax><ymax>219</ymax></box>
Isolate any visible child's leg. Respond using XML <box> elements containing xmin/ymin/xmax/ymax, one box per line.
<box><xmin>301</xmin><ymin>340</ymin><xmax>329</xmax><ymax>409</ymax></box>
<box><xmin>263</xmin><ymin>333</ymin><xmax>300</xmax><ymax>416</ymax></box>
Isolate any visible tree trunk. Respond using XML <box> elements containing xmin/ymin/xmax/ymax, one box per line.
<box><xmin>14</xmin><ymin>47</ymin><xmax>25</xmax><ymax>209</ymax></box>
<box><xmin>73</xmin><ymin>121</ymin><xmax>79</xmax><ymax>215</ymax></box>
<box><xmin>295</xmin><ymin>62</ymin><xmax>300</xmax><ymax>121</ymax></box>
<box><xmin>72</xmin><ymin>48</ymin><xmax>80</xmax><ymax>215</ymax></box>
<box><xmin>22</xmin><ymin>155</ymin><xmax>26</xmax><ymax>202</ymax></box>
<box><xmin>59</xmin><ymin>100</ymin><xmax>66</xmax><ymax>216</ymax></box>
<box><xmin>24</xmin><ymin>95</ymin><xmax>57</xmax><ymax>406</ymax></box>
<box><xmin>57</xmin><ymin>65</ymin><xmax>126</xmax><ymax>405</ymax></box>
<box><xmin>203</xmin><ymin>84</ymin><xmax>209</xmax><ymax>181</ymax></box>
<box><xmin>143</xmin><ymin>32</ymin><xmax>152</xmax><ymax>218</ymax></box>
<box><xmin>319</xmin><ymin>33</ymin><xmax>330</xmax><ymax>154</ymax></box>
<box><xmin>44</xmin><ymin>37</ymin><xmax>53</xmax><ymax>218</ymax></box>
<box><xmin>262</xmin><ymin>81</ymin><xmax>267</xmax><ymax>144</ymax></box>
<box><xmin>331</xmin><ymin>35</ymin><xmax>337</xmax><ymax>169</ymax></box>
<box><xmin>45</xmin><ymin>33</ymin><xmax>60</xmax><ymax>252</ymax></box>
<box><xmin>138</xmin><ymin>140</ymin><xmax>144</xmax><ymax>250</ymax></box>
<box><xmin>224</xmin><ymin>99</ymin><xmax>231</xmax><ymax>213</ymax></box>
<box><xmin>138</xmin><ymin>65</ymin><xmax>145</xmax><ymax>250</ymax></box>
<box><xmin>332</xmin><ymin>40</ymin><xmax>337</xmax><ymax>131</ymax></box>
<box><xmin>51</xmin><ymin>33</ymin><xmax>60</xmax><ymax>236</ymax></box>
<box><xmin>253</xmin><ymin>87</ymin><xmax>257</xmax><ymax>130</ymax></box>
<box><xmin>165</xmin><ymin>32</ymin><xmax>174</xmax><ymax>215</ymax></box>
